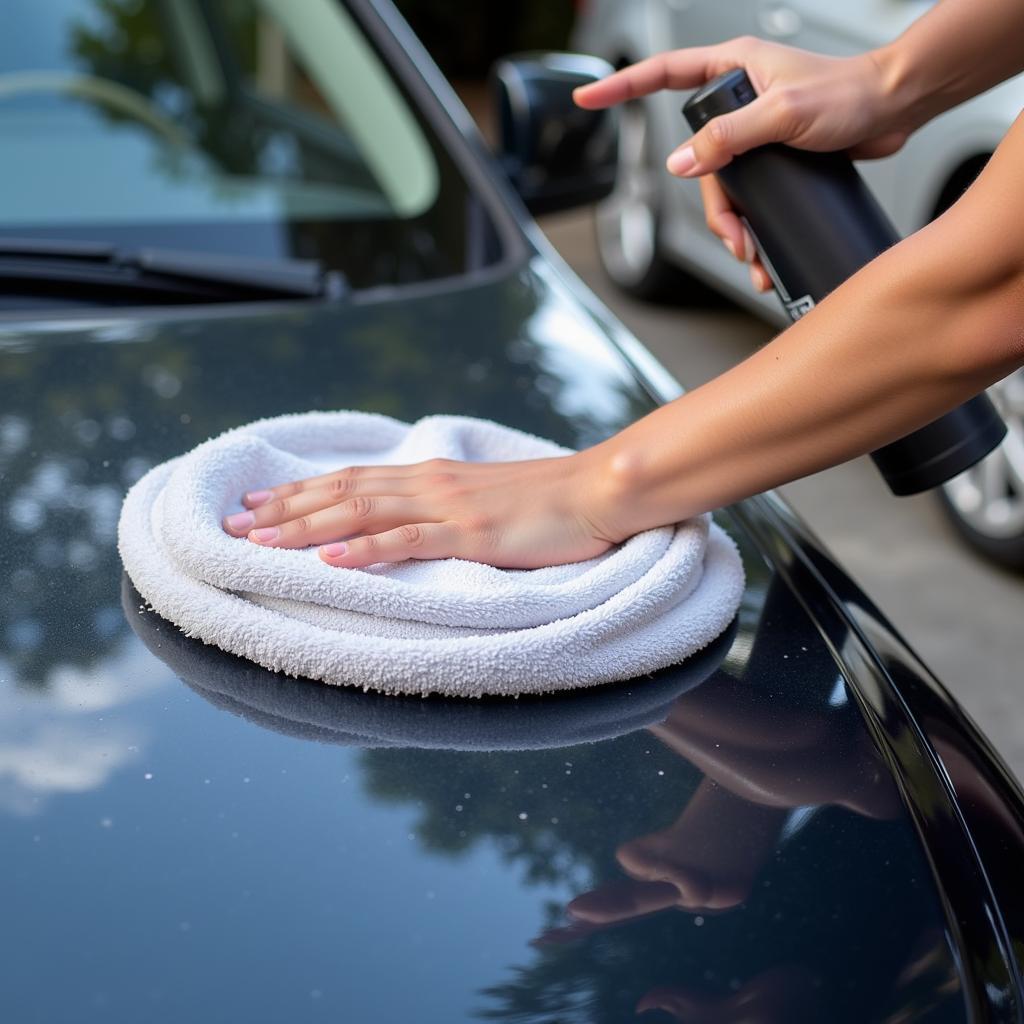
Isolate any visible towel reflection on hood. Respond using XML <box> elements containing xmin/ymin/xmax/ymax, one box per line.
<box><xmin>121</xmin><ymin>574</ymin><xmax>736</xmax><ymax>752</ymax></box>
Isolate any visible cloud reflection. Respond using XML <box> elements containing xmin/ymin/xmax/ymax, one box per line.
<box><xmin>0</xmin><ymin>721</ymin><xmax>139</xmax><ymax>816</ymax></box>
<box><xmin>0</xmin><ymin>641</ymin><xmax>172</xmax><ymax>816</ymax></box>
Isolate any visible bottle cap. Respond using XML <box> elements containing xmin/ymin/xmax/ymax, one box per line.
<box><xmin>683</xmin><ymin>68</ymin><xmax>757</xmax><ymax>132</ymax></box>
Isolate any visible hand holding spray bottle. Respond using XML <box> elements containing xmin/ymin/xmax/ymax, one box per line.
<box><xmin>682</xmin><ymin>68</ymin><xmax>1005</xmax><ymax>495</ymax></box>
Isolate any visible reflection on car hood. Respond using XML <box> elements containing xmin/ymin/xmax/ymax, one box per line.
<box><xmin>122</xmin><ymin>575</ymin><xmax>737</xmax><ymax>750</ymax></box>
<box><xmin>0</xmin><ymin>257</ymin><xmax>967</xmax><ymax>1022</ymax></box>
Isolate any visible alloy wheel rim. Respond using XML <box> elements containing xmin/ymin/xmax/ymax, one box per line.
<box><xmin>596</xmin><ymin>101</ymin><xmax>657</xmax><ymax>283</ymax></box>
<box><xmin>942</xmin><ymin>371</ymin><xmax>1024</xmax><ymax>539</ymax></box>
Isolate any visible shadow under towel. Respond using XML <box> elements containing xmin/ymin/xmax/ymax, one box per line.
<box><xmin>123</xmin><ymin>575</ymin><xmax>737</xmax><ymax>749</ymax></box>
<box><xmin>117</xmin><ymin>411</ymin><xmax>745</xmax><ymax>698</ymax></box>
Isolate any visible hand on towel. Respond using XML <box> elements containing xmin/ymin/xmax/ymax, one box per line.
<box><xmin>222</xmin><ymin>452</ymin><xmax>624</xmax><ymax>569</ymax></box>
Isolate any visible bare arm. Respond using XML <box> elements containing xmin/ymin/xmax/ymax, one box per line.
<box><xmin>221</xmin><ymin>115</ymin><xmax>1024</xmax><ymax>569</ymax></box>
<box><xmin>584</xmin><ymin>112</ymin><xmax>1024</xmax><ymax>538</ymax></box>
<box><xmin>884</xmin><ymin>0</ymin><xmax>1024</xmax><ymax>128</ymax></box>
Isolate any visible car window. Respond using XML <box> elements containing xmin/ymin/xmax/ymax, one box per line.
<box><xmin>0</xmin><ymin>0</ymin><xmax>502</xmax><ymax>290</ymax></box>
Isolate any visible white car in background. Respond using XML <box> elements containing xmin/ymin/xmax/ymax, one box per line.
<box><xmin>573</xmin><ymin>0</ymin><xmax>1024</xmax><ymax>569</ymax></box>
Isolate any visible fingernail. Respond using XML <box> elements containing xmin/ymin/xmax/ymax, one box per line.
<box><xmin>225</xmin><ymin>511</ymin><xmax>255</xmax><ymax>532</ymax></box>
<box><xmin>723</xmin><ymin>238</ymin><xmax>737</xmax><ymax>260</ymax></box>
<box><xmin>321</xmin><ymin>542</ymin><xmax>348</xmax><ymax>558</ymax></box>
<box><xmin>741</xmin><ymin>228</ymin><xmax>757</xmax><ymax>263</ymax></box>
<box><xmin>666</xmin><ymin>145</ymin><xmax>696</xmax><ymax>176</ymax></box>
<box><xmin>250</xmin><ymin>527</ymin><xmax>279</xmax><ymax>544</ymax></box>
<box><xmin>245</xmin><ymin>489</ymin><xmax>273</xmax><ymax>507</ymax></box>
<box><xmin>750</xmin><ymin>265</ymin><xmax>771</xmax><ymax>292</ymax></box>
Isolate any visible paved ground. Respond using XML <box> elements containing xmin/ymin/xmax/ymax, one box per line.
<box><xmin>540</xmin><ymin>208</ymin><xmax>1024</xmax><ymax>783</ymax></box>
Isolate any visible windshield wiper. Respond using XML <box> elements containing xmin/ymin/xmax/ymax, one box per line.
<box><xmin>0</xmin><ymin>237</ymin><xmax>345</xmax><ymax>302</ymax></box>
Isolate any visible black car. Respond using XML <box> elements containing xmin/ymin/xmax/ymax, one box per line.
<box><xmin>2</xmin><ymin>2</ymin><xmax>1024</xmax><ymax>1022</ymax></box>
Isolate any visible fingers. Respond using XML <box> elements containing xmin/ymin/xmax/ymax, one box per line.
<box><xmin>319</xmin><ymin>522</ymin><xmax>460</xmax><ymax>568</ymax></box>
<box><xmin>700</xmin><ymin>176</ymin><xmax>747</xmax><ymax>259</ymax></box>
<box><xmin>699</xmin><ymin>177</ymin><xmax>773</xmax><ymax>292</ymax></box>
<box><xmin>565</xmin><ymin>879</ymin><xmax>680</xmax><ymax>925</ymax></box>
<box><xmin>636</xmin><ymin>986</ymin><xmax>698</xmax><ymax>1018</ymax></box>
<box><xmin>749</xmin><ymin>263</ymin><xmax>773</xmax><ymax>292</ymax></box>
<box><xmin>572</xmin><ymin>47</ymin><xmax>724</xmax><ymax>109</ymax></box>
<box><xmin>240</xmin><ymin>459</ymin><xmax>448</xmax><ymax>510</ymax></box>
<box><xmin>667</xmin><ymin>94</ymin><xmax>782</xmax><ymax>177</ymax></box>
<box><xmin>243</xmin><ymin>495</ymin><xmax>426</xmax><ymax>549</ymax></box>
<box><xmin>223</xmin><ymin>477</ymin><xmax>418</xmax><ymax>536</ymax></box>
<box><xmin>569</xmin><ymin>39</ymin><xmax>788</xmax><ymax>301</ymax></box>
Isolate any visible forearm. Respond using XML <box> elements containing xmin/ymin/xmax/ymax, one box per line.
<box><xmin>877</xmin><ymin>0</ymin><xmax>1024</xmax><ymax>131</ymax></box>
<box><xmin>219</xmin><ymin>107</ymin><xmax>1024</xmax><ymax>573</ymax></box>
<box><xmin>588</xmin><ymin>116</ymin><xmax>1024</xmax><ymax>533</ymax></box>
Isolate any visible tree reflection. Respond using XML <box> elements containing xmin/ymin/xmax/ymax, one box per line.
<box><xmin>357</xmin><ymin>578</ymin><xmax>963</xmax><ymax>1024</ymax></box>
<box><xmin>69</xmin><ymin>0</ymin><xmax>332</xmax><ymax>185</ymax></box>
<box><xmin>120</xmin><ymin>518</ymin><xmax>966</xmax><ymax>1022</ymax></box>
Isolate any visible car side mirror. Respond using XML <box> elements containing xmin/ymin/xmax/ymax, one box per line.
<box><xmin>490</xmin><ymin>52</ymin><xmax>617</xmax><ymax>216</ymax></box>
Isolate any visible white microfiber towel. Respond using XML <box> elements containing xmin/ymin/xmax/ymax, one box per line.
<box><xmin>118</xmin><ymin>411</ymin><xmax>745</xmax><ymax>698</ymax></box>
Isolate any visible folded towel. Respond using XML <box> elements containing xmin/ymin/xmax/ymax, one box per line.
<box><xmin>123</xmin><ymin>577</ymin><xmax>736</xmax><ymax>749</ymax></box>
<box><xmin>118</xmin><ymin>411</ymin><xmax>744</xmax><ymax>698</ymax></box>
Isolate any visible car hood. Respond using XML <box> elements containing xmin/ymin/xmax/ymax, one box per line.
<box><xmin>0</xmin><ymin>257</ymin><xmax>977</xmax><ymax>1022</ymax></box>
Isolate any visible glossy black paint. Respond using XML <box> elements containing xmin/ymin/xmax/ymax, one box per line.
<box><xmin>1</xmin><ymin>248</ymin><xmax>1015</xmax><ymax>1024</ymax></box>
<box><xmin>734</xmin><ymin>496</ymin><xmax>1024</xmax><ymax>1022</ymax></box>
<box><xmin>2</xmin><ymin>1</ymin><xmax>1024</xmax><ymax>1022</ymax></box>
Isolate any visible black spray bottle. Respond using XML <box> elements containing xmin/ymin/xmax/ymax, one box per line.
<box><xmin>682</xmin><ymin>68</ymin><xmax>1005</xmax><ymax>496</ymax></box>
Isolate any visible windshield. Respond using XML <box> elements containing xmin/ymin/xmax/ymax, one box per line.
<box><xmin>1</xmin><ymin>0</ymin><xmax>502</xmax><ymax>290</ymax></box>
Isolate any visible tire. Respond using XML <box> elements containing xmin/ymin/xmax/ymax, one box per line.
<box><xmin>939</xmin><ymin>370</ymin><xmax>1024</xmax><ymax>572</ymax></box>
<box><xmin>927</xmin><ymin>154</ymin><xmax>1024</xmax><ymax>570</ymax></box>
<box><xmin>594</xmin><ymin>97</ymin><xmax>704</xmax><ymax>303</ymax></box>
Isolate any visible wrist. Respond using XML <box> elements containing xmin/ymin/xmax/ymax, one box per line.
<box><xmin>866</xmin><ymin>39</ymin><xmax>936</xmax><ymax>135</ymax></box>
<box><xmin>572</xmin><ymin>436</ymin><xmax>668</xmax><ymax>544</ymax></box>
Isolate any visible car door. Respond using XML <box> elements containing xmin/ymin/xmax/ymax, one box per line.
<box><xmin>657</xmin><ymin>0</ymin><xmax>758</xmax><ymax>231</ymax></box>
<box><xmin>753</xmin><ymin>0</ymin><xmax>930</xmax><ymax>54</ymax></box>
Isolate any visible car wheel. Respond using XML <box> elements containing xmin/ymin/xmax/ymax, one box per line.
<box><xmin>939</xmin><ymin>370</ymin><xmax>1024</xmax><ymax>570</ymax></box>
<box><xmin>594</xmin><ymin>98</ymin><xmax>696</xmax><ymax>302</ymax></box>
